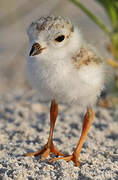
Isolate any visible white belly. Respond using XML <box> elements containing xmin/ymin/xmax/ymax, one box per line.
<box><xmin>27</xmin><ymin>57</ymin><xmax>105</xmax><ymax>107</ymax></box>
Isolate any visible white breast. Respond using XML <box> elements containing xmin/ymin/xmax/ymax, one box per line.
<box><xmin>27</xmin><ymin>56</ymin><xmax>105</xmax><ymax>108</ymax></box>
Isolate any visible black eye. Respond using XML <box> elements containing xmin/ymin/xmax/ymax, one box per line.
<box><xmin>55</xmin><ymin>35</ymin><xmax>65</xmax><ymax>42</ymax></box>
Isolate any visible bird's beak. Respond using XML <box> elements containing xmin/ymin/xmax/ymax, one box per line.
<box><xmin>29</xmin><ymin>42</ymin><xmax>46</xmax><ymax>56</ymax></box>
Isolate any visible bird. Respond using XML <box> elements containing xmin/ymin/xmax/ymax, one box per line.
<box><xmin>25</xmin><ymin>15</ymin><xmax>109</xmax><ymax>166</ymax></box>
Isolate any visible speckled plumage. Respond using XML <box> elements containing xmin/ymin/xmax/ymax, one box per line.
<box><xmin>27</xmin><ymin>15</ymin><xmax>73</xmax><ymax>42</ymax></box>
<box><xmin>27</xmin><ymin>15</ymin><xmax>109</xmax><ymax>108</ymax></box>
<box><xmin>72</xmin><ymin>46</ymin><xmax>103</xmax><ymax>69</ymax></box>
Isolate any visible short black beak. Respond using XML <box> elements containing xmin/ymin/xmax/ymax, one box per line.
<box><xmin>29</xmin><ymin>43</ymin><xmax>46</xmax><ymax>56</ymax></box>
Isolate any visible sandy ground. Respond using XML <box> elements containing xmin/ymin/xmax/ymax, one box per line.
<box><xmin>0</xmin><ymin>0</ymin><xmax>118</xmax><ymax>179</ymax></box>
<box><xmin>0</xmin><ymin>92</ymin><xmax>118</xmax><ymax>180</ymax></box>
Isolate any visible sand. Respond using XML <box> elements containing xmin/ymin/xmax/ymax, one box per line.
<box><xmin>0</xmin><ymin>92</ymin><xmax>118</xmax><ymax>180</ymax></box>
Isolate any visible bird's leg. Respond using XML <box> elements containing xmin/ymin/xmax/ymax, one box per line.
<box><xmin>50</xmin><ymin>108</ymin><xmax>95</xmax><ymax>166</ymax></box>
<box><xmin>25</xmin><ymin>100</ymin><xmax>64</xmax><ymax>160</ymax></box>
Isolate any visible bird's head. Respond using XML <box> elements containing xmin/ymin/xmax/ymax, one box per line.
<box><xmin>27</xmin><ymin>15</ymin><xmax>82</xmax><ymax>61</ymax></box>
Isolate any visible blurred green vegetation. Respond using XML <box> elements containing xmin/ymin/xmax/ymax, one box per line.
<box><xmin>96</xmin><ymin>0</ymin><xmax>118</xmax><ymax>61</ymax></box>
<box><xmin>69</xmin><ymin>0</ymin><xmax>118</xmax><ymax>64</ymax></box>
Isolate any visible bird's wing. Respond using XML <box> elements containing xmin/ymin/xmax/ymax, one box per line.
<box><xmin>72</xmin><ymin>46</ymin><xmax>103</xmax><ymax>69</ymax></box>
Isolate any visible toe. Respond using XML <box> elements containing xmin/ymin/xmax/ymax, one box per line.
<box><xmin>49</xmin><ymin>154</ymin><xmax>80</xmax><ymax>166</ymax></box>
<box><xmin>51</xmin><ymin>143</ymin><xmax>65</xmax><ymax>156</ymax></box>
<box><xmin>49</xmin><ymin>155</ymin><xmax>73</xmax><ymax>163</ymax></box>
<box><xmin>41</xmin><ymin>148</ymin><xmax>50</xmax><ymax>160</ymax></box>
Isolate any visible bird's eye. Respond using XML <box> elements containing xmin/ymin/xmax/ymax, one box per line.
<box><xmin>55</xmin><ymin>35</ymin><xmax>65</xmax><ymax>42</ymax></box>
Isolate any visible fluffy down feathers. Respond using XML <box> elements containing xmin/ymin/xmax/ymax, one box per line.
<box><xmin>27</xmin><ymin>15</ymin><xmax>111</xmax><ymax>108</ymax></box>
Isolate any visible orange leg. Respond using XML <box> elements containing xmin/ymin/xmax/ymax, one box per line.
<box><xmin>25</xmin><ymin>100</ymin><xmax>64</xmax><ymax>160</ymax></box>
<box><xmin>50</xmin><ymin>108</ymin><xmax>95</xmax><ymax>166</ymax></box>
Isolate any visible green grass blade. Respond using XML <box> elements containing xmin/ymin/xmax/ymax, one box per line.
<box><xmin>96</xmin><ymin>0</ymin><xmax>118</xmax><ymax>29</ymax></box>
<box><xmin>69</xmin><ymin>0</ymin><xmax>111</xmax><ymax>36</ymax></box>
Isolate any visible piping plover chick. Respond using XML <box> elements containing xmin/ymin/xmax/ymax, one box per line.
<box><xmin>26</xmin><ymin>15</ymin><xmax>109</xmax><ymax>166</ymax></box>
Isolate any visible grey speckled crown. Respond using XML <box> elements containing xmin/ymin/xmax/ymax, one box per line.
<box><xmin>29</xmin><ymin>15</ymin><xmax>73</xmax><ymax>33</ymax></box>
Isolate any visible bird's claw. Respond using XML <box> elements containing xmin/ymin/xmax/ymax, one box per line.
<box><xmin>49</xmin><ymin>153</ymin><xmax>80</xmax><ymax>166</ymax></box>
<box><xmin>25</xmin><ymin>142</ymin><xmax>64</xmax><ymax>160</ymax></box>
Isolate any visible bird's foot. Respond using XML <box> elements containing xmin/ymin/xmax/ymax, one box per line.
<box><xmin>49</xmin><ymin>153</ymin><xmax>80</xmax><ymax>166</ymax></box>
<box><xmin>25</xmin><ymin>142</ymin><xmax>64</xmax><ymax>160</ymax></box>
